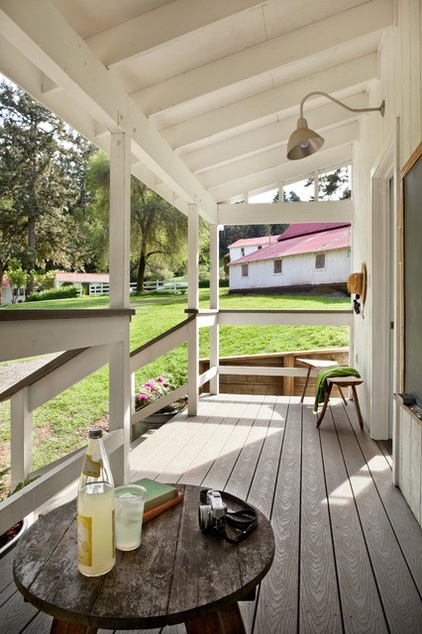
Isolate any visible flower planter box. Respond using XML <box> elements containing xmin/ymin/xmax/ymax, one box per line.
<box><xmin>0</xmin><ymin>518</ymin><xmax>28</xmax><ymax>558</ymax></box>
<box><xmin>133</xmin><ymin>411</ymin><xmax>175</xmax><ymax>440</ymax></box>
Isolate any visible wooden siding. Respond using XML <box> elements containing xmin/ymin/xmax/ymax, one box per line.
<box><xmin>397</xmin><ymin>401</ymin><xmax>422</xmax><ymax>527</ymax></box>
<box><xmin>2</xmin><ymin>394</ymin><xmax>422</xmax><ymax>633</ymax></box>
<box><xmin>352</xmin><ymin>0</ymin><xmax>422</xmax><ymax>518</ymax></box>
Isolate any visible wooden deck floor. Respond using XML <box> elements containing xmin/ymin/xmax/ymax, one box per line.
<box><xmin>1</xmin><ymin>394</ymin><xmax>422</xmax><ymax>633</ymax></box>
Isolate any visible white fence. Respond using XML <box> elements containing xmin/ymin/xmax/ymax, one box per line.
<box><xmin>86</xmin><ymin>279</ymin><xmax>188</xmax><ymax>296</ymax></box>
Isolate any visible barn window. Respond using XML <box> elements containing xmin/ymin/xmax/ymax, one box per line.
<box><xmin>241</xmin><ymin>264</ymin><xmax>249</xmax><ymax>277</ymax></box>
<box><xmin>241</xmin><ymin>247</ymin><xmax>245</xmax><ymax>256</ymax></box>
<box><xmin>315</xmin><ymin>254</ymin><xmax>326</xmax><ymax>269</ymax></box>
<box><xmin>274</xmin><ymin>259</ymin><xmax>282</xmax><ymax>274</ymax></box>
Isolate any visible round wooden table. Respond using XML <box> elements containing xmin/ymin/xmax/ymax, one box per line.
<box><xmin>13</xmin><ymin>484</ymin><xmax>275</xmax><ymax>633</ymax></box>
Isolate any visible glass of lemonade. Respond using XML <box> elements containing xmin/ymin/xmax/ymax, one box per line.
<box><xmin>114</xmin><ymin>484</ymin><xmax>147</xmax><ymax>551</ymax></box>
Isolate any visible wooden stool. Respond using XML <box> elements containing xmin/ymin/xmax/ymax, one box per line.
<box><xmin>316</xmin><ymin>376</ymin><xmax>364</xmax><ymax>429</ymax></box>
<box><xmin>297</xmin><ymin>358</ymin><xmax>347</xmax><ymax>405</ymax></box>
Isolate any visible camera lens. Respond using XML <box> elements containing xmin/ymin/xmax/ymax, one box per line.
<box><xmin>198</xmin><ymin>504</ymin><xmax>211</xmax><ymax>530</ymax></box>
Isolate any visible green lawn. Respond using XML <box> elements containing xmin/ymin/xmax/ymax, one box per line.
<box><xmin>0</xmin><ymin>290</ymin><xmax>350</xmax><ymax>497</ymax></box>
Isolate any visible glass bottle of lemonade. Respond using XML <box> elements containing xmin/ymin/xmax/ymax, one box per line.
<box><xmin>77</xmin><ymin>427</ymin><xmax>115</xmax><ymax>576</ymax></box>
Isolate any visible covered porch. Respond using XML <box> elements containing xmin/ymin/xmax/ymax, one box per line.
<box><xmin>1</xmin><ymin>1</ymin><xmax>422</xmax><ymax>630</ymax></box>
<box><xmin>1</xmin><ymin>394</ymin><xmax>422</xmax><ymax>632</ymax></box>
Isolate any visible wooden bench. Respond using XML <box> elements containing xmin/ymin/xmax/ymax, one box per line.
<box><xmin>316</xmin><ymin>376</ymin><xmax>364</xmax><ymax>429</ymax></box>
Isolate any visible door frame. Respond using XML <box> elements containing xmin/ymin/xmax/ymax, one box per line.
<box><xmin>370</xmin><ymin>122</ymin><xmax>400</xmax><ymax>447</ymax></box>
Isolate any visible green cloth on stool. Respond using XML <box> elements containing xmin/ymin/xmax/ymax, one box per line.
<box><xmin>314</xmin><ymin>366</ymin><xmax>361</xmax><ymax>412</ymax></box>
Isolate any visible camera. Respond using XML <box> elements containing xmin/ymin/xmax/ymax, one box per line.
<box><xmin>198</xmin><ymin>489</ymin><xmax>227</xmax><ymax>532</ymax></box>
<box><xmin>198</xmin><ymin>488</ymin><xmax>259</xmax><ymax>543</ymax></box>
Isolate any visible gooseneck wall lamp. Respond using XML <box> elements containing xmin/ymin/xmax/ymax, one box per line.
<box><xmin>286</xmin><ymin>91</ymin><xmax>385</xmax><ymax>160</ymax></box>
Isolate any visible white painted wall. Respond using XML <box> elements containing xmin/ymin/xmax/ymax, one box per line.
<box><xmin>230</xmin><ymin>245</ymin><xmax>260</xmax><ymax>260</ymax></box>
<box><xmin>229</xmin><ymin>248</ymin><xmax>350</xmax><ymax>290</ymax></box>
<box><xmin>352</xmin><ymin>0</ymin><xmax>422</xmax><ymax>524</ymax></box>
<box><xmin>1</xmin><ymin>284</ymin><xmax>26</xmax><ymax>305</ymax></box>
<box><xmin>229</xmin><ymin>239</ymin><xmax>275</xmax><ymax>261</ymax></box>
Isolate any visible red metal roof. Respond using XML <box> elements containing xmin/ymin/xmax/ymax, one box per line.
<box><xmin>277</xmin><ymin>222</ymin><xmax>350</xmax><ymax>241</ymax></box>
<box><xmin>230</xmin><ymin>225</ymin><xmax>351</xmax><ymax>265</ymax></box>
<box><xmin>55</xmin><ymin>272</ymin><xmax>109</xmax><ymax>283</ymax></box>
<box><xmin>229</xmin><ymin>235</ymin><xmax>282</xmax><ymax>248</ymax></box>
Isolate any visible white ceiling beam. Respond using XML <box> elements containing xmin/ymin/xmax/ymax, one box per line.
<box><xmin>134</xmin><ymin>0</ymin><xmax>392</xmax><ymax>116</ymax></box>
<box><xmin>161</xmin><ymin>54</ymin><xmax>378</xmax><ymax>149</ymax></box>
<box><xmin>199</xmin><ymin>123</ymin><xmax>358</xmax><ymax>190</ymax></box>
<box><xmin>0</xmin><ymin>35</ymin><xmax>194</xmax><ymax>218</ymax></box>
<box><xmin>0</xmin><ymin>35</ymin><xmax>111</xmax><ymax>149</ymax></box>
<box><xmin>211</xmin><ymin>144</ymin><xmax>354</xmax><ymax>203</ymax></box>
<box><xmin>0</xmin><ymin>0</ymin><xmax>217</xmax><ymax>223</ymax></box>
<box><xmin>86</xmin><ymin>0</ymin><xmax>268</xmax><ymax>68</ymax></box>
<box><xmin>217</xmin><ymin>199</ymin><xmax>354</xmax><ymax>226</ymax></box>
<box><xmin>182</xmin><ymin>93</ymin><xmax>368</xmax><ymax>173</ymax></box>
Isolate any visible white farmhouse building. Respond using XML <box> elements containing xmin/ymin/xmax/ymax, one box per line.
<box><xmin>228</xmin><ymin>234</ymin><xmax>282</xmax><ymax>261</ymax></box>
<box><xmin>229</xmin><ymin>223</ymin><xmax>351</xmax><ymax>293</ymax></box>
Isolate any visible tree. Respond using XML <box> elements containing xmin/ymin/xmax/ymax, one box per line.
<box><xmin>6</xmin><ymin>260</ymin><xmax>27</xmax><ymax>303</ymax></box>
<box><xmin>131</xmin><ymin>180</ymin><xmax>187</xmax><ymax>291</ymax></box>
<box><xmin>86</xmin><ymin>152</ymin><xmax>190</xmax><ymax>292</ymax></box>
<box><xmin>304</xmin><ymin>167</ymin><xmax>351</xmax><ymax>200</ymax></box>
<box><xmin>0</xmin><ymin>81</ymin><xmax>95</xmax><ymax>294</ymax></box>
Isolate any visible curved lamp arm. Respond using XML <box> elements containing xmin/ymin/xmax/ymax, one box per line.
<box><xmin>299</xmin><ymin>91</ymin><xmax>385</xmax><ymax>119</ymax></box>
<box><xmin>287</xmin><ymin>92</ymin><xmax>386</xmax><ymax>160</ymax></box>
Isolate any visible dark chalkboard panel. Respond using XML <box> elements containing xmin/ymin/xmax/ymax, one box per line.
<box><xmin>401</xmin><ymin>141</ymin><xmax>422</xmax><ymax>407</ymax></box>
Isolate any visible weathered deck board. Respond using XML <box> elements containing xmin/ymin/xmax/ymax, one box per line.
<box><xmin>319</xmin><ymin>407</ymin><xmax>388</xmax><ymax>633</ymax></box>
<box><xmin>1</xmin><ymin>394</ymin><xmax>422</xmax><ymax>634</ymax></box>
<box><xmin>335</xmin><ymin>404</ymin><xmax>422</xmax><ymax>632</ymax></box>
<box><xmin>300</xmin><ymin>403</ymin><xmax>342</xmax><ymax>633</ymax></box>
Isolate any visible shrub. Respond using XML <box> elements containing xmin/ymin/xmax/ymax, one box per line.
<box><xmin>27</xmin><ymin>286</ymin><xmax>78</xmax><ymax>302</ymax></box>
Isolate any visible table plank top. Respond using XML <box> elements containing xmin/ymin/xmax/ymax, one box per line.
<box><xmin>13</xmin><ymin>484</ymin><xmax>274</xmax><ymax>630</ymax></box>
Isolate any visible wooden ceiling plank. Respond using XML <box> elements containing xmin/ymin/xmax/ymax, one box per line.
<box><xmin>162</xmin><ymin>54</ymin><xmax>378</xmax><ymax>149</ymax></box>
<box><xmin>201</xmin><ymin>123</ymin><xmax>358</xmax><ymax>190</ymax></box>
<box><xmin>86</xmin><ymin>0</ymin><xmax>268</xmax><ymax>68</ymax></box>
<box><xmin>133</xmin><ymin>0</ymin><xmax>392</xmax><ymax>116</ymax></box>
<box><xmin>182</xmin><ymin>93</ymin><xmax>368</xmax><ymax>172</ymax></box>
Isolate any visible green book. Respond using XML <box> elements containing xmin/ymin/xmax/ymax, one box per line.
<box><xmin>133</xmin><ymin>478</ymin><xmax>178</xmax><ymax>511</ymax></box>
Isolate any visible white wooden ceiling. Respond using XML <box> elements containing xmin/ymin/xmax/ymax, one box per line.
<box><xmin>0</xmin><ymin>0</ymin><xmax>393</xmax><ymax>223</ymax></box>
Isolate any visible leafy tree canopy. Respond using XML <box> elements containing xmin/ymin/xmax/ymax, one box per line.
<box><xmin>0</xmin><ymin>80</ymin><xmax>95</xmax><ymax>294</ymax></box>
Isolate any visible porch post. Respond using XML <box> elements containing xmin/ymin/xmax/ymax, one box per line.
<box><xmin>187</xmin><ymin>204</ymin><xmax>199</xmax><ymax>415</ymax></box>
<box><xmin>10</xmin><ymin>389</ymin><xmax>32</xmax><ymax>489</ymax></box>
<box><xmin>209</xmin><ymin>224</ymin><xmax>220</xmax><ymax>394</ymax></box>
<box><xmin>108</xmin><ymin>132</ymin><xmax>131</xmax><ymax>485</ymax></box>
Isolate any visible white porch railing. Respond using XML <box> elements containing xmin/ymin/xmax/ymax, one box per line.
<box><xmin>0</xmin><ymin>309</ymin><xmax>134</xmax><ymax>536</ymax></box>
<box><xmin>0</xmin><ymin>308</ymin><xmax>352</xmax><ymax>536</ymax></box>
